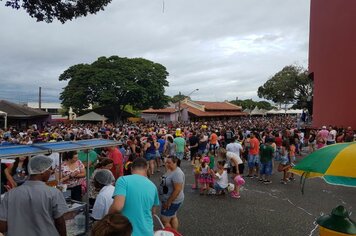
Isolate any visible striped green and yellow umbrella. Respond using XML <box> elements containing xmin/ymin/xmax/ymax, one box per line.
<box><xmin>291</xmin><ymin>142</ymin><xmax>356</xmax><ymax>188</ymax></box>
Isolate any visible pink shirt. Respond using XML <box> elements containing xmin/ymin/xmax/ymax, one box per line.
<box><xmin>319</xmin><ymin>129</ymin><xmax>329</xmax><ymax>139</ymax></box>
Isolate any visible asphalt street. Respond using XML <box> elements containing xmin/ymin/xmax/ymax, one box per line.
<box><xmin>151</xmin><ymin>154</ymin><xmax>356</xmax><ymax>236</ymax></box>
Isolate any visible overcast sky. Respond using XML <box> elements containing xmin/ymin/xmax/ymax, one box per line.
<box><xmin>0</xmin><ymin>0</ymin><xmax>310</xmax><ymax>104</ymax></box>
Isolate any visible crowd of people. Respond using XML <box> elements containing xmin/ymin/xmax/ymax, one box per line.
<box><xmin>0</xmin><ymin>116</ymin><xmax>355</xmax><ymax>235</ymax></box>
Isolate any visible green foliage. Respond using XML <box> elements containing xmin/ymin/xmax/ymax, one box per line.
<box><xmin>123</xmin><ymin>105</ymin><xmax>140</xmax><ymax>117</ymax></box>
<box><xmin>58</xmin><ymin>107</ymin><xmax>69</xmax><ymax>117</ymax></box>
<box><xmin>2</xmin><ymin>0</ymin><xmax>112</xmax><ymax>23</ymax></box>
<box><xmin>257</xmin><ymin>65</ymin><xmax>313</xmax><ymax>109</ymax></box>
<box><xmin>59</xmin><ymin>56</ymin><xmax>169</xmax><ymax>120</ymax></box>
<box><xmin>256</xmin><ymin>101</ymin><xmax>275</xmax><ymax>110</ymax></box>
<box><xmin>230</xmin><ymin>99</ymin><xmax>275</xmax><ymax>110</ymax></box>
<box><xmin>170</xmin><ymin>94</ymin><xmax>190</xmax><ymax>103</ymax></box>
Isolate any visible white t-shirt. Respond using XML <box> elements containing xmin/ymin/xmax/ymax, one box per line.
<box><xmin>327</xmin><ymin>130</ymin><xmax>337</xmax><ymax>142</ymax></box>
<box><xmin>91</xmin><ymin>185</ymin><xmax>115</xmax><ymax>220</ymax></box>
<box><xmin>216</xmin><ymin>170</ymin><xmax>228</xmax><ymax>188</ymax></box>
<box><xmin>226</xmin><ymin>151</ymin><xmax>243</xmax><ymax>166</ymax></box>
<box><xmin>226</xmin><ymin>142</ymin><xmax>243</xmax><ymax>157</ymax></box>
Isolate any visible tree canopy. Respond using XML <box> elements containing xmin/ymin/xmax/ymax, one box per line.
<box><xmin>2</xmin><ymin>0</ymin><xmax>112</xmax><ymax>23</ymax></box>
<box><xmin>257</xmin><ymin>65</ymin><xmax>313</xmax><ymax>111</ymax></box>
<box><xmin>59</xmin><ymin>56</ymin><xmax>169</xmax><ymax>121</ymax></box>
<box><xmin>170</xmin><ymin>94</ymin><xmax>191</xmax><ymax>103</ymax></box>
<box><xmin>230</xmin><ymin>99</ymin><xmax>275</xmax><ymax>110</ymax></box>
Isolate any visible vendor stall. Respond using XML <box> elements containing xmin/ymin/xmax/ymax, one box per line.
<box><xmin>0</xmin><ymin>139</ymin><xmax>121</xmax><ymax>236</ymax></box>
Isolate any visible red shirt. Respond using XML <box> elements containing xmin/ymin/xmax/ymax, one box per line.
<box><xmin>210</xmin><ymin>133</ymin><xmax>218</xmax><ymax>145</ymax></box>
<box><xmin>108</xmin><ymin>147</ymin><xmax>123</xmax><ymax>179</ymax></box>
<box><xmin>249</xmin><ymin>137</ymin><xmax>260</xmax><ymax>155</ymax></box>
<box><xmin>275</xmin><ymin>137</ymin><xmax>283</xmax><ymax>147</ymax></box>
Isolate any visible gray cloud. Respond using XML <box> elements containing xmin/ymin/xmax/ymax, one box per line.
<box><xmin>0</xmin><ymin>0</ymin><xmax>310</xmax><ymax>104</ymax></box>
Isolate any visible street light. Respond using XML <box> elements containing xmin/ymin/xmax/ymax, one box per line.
<box><xmin>178</xmin><ymin>89</ymin><xmax>199</xmax><ymax>122</ymax></box>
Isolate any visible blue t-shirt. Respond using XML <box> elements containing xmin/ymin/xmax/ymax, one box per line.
<box><xmin>158</xmin><ymin>139</ymin><xmax>166</xmax><ymax>153</ymax></box>
<box><xmin>113</xmin><ymin>174</ymin><xmax>160</xmax><ymax>236</ymax></box>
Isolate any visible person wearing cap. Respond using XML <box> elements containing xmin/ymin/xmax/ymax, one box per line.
<box><xmin>173</xmin><ymin>131</ymin><xmax>186</xmax><ymax>167</ymax></box>
<box><xmin>0</xmin><ymin>155</ymin><xmax>68</xmax><ymax>236</ymax></box>
<box><xmin>91</xmin><ymin>169</ymin><xmax>115</xmax><ymax>220</ymax></box>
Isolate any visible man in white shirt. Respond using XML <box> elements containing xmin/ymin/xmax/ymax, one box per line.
<box><xmin>91</xmin><ymin>169</ymin><xmax>115</xmax><ymax>220</ymax></box>
<box><xmin>226</xmin><ymin>136</ymin><xmax>244</xmax><ymax>174</ymax></box>
<box><xmin>226</xmin><ymin>137</ymin><xmax>243</xmax><ymax>158</ymax></box>
<box><xmin>327</xmin><ymin>126</ymin><xmax>337</xmax><ymax>145</ymax></box>
<box><xmin>0</xmin><ymin>155</ymin><xmax>68</xmax><ymax>236</ymax></box>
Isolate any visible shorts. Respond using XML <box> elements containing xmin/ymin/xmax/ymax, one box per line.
<box><xmin>248</xmin><ymin>154</ymin><xmax>260</xmax><ymax>168</ymax></box>
<box><xmin>326</xmin><ymin>141</ymin><xmax>335</xmax><ymax>145</ymax></box>
<box><xmin>161</xmin><ymin>202</ymin><xmax>182</xmax><ymax>218</ymax></box>
<box><xmin>209</xmin><ymin>144</ymin><xmax>217</xmax><ymax>151</ymax></box>
<box><xmin>260</xmin><ymin>161</ymin><xmax>273</xmax><ymax>176</ymax></box>
<box><xmin>190</xmin><ymin>148</ymin><xmax>198</xmax><ymax>158</ymax></box>
<box><xmin>176</xmin><ymin>152</ymin><xmax>184</xmax><ymax>160</ymax></box>
<box><xmin>280</xmin><ymin>156</ymin><xmax>289</xmax><ymax>165</ymax></box>
<box><xmin>214</xmin><ymin>182</ymin><xmax>226</xmax><ymax>192</ymax></box>
<box><xmin>145</xmin><ymin>153</ymin><xmax>156</xmax><ymax>161</ymax></box>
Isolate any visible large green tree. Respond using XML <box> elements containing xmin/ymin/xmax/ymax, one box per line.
<box><xmin>257</xmin><ymin>65</ymin><xmax>313</xmax><ymax>111</ymax></box>
<box><xmin>2</xmin><ymin>0</ymin><xmax>112</xmax><ymax>23</ymax></box>
<box><xmin>230</xmin><ymin>99</ymin><xmax>275</xmax><ymax>110</ymax></box>
<box><xmin>59</xmin><ymin>56</ymin><xmax>169</xmax><ymax>121</ymax></box>
<box><xmin>170</xmin><ymin>94</ymin><xmax>191</xmax><ymax>103</ymax></box>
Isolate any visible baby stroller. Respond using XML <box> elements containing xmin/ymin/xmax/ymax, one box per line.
<box><xmin>154</xmin><ymin>214</ymin><xmax>183</xmax><ymax>236</ymax></box>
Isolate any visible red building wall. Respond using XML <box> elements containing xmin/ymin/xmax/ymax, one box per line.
<box><xmin>309</xmin><ymin>0</ymin><xmax>356</xmax><ymax>128</ymax></box>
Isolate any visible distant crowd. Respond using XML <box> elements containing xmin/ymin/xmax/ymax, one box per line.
<box><xmin>0</xmin><ymin>116</ymin><xmax>355</xmax><ymax>236</ymax></box>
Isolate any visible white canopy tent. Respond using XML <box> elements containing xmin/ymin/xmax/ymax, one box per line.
<box><xmin>74</xmin><ymin>111</ymin><xmax>108</xmax><ymax>123</ymax></box>
<box><xmin>250</xmin><ymin>106</ymin><xmax>266</xmax><ymax>116</ymax></box>
<box><xmin>286</xmin><ymin>109</ymin><xmax>303</xmax><ymax>114</ymax></box>
<box><xmin>243</xmin><ymin>108</ymin><xmax>251</xmax><ymax>114</ymax></box>
<box><xmin>266</xmin><ymin>109</ymin><xmax>285</xmax><ymax>114</ymax></box>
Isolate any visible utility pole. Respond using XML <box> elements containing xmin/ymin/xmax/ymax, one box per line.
<box><xmin>178</xmin><ymin>91</ymin><xmax>181</xmax><ymax>122</ymax></box>
<box><xmin>38</xmin><ymin>86</ymin><xmax>42</xmax><ymax>109</ymax></box>
<box><xmin>177</xmin><ymin>89</ymin><xmax>198</xmax><ymax>123</ymax></box>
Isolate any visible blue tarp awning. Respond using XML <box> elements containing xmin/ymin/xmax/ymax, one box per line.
<box><xmin>0</xmin><ymin>139</ymin><xmax>120</xmax><ymax>159</ymax></box>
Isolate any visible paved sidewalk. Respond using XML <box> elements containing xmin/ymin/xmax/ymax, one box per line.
<box><xmin>151</xmin><ymin>157</ymin><xmax>356</xmax><ymax>236</ymax></box>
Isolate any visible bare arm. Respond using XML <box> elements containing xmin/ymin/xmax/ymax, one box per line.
<box><xmin>109</xmin><ymin>195</ymin><xmax>126</xmax><ymax>214</ymax></box>
<box><xmin>143</xmin><ymin>143</ymin><xmax>149</xmax><ymax>152</ymax></box>
<box><xmin>163</xmin><ymin>182</ymin><xmax>183</xmax><ymax>209</ymax></box>
<box><xmin>54</xmin><ymin>216</ymin><xmax>67</xmax><ymax>236</ymax></box>
<box><xmin>231</xmin><ymin>158</ymin><xmax>240</xmax><ymax>174</ymax></box>
<box><xmin>0</xmin><ymin>220</ymin><xmax>7</xmax><ymax>233</ymax></box>
<box><xmin>151</xmin><ymin>205</ymin><xmax>158</xmax><ymax>215</ymax></box>
<box><xmin>71</xmin><ymin>166</ymin><xmax>86</xmax><ymax>179</ymax></box>
<box><xmin>4</xmin><ymin>165</ymin><xmax>16</xmax><ymax>187</ymax></box>
<box><xmin>154</xmin><ymin>141</ymin><xmax>160</xmax><ymax>150</ymax></box>
<box><xmin>115</xmin><ymin>164</ymin><xmax>120</xmax><ymax>178</ymax></box>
